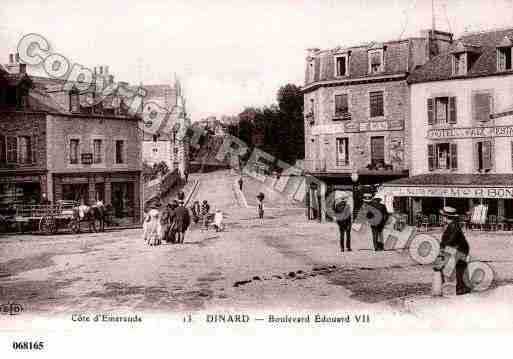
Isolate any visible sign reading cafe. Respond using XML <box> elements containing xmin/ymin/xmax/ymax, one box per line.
<box><xmin>427</xmin><ymin>125</ymin><xmax>513</xmax><ymax>139</ymax></box>
<box><xmin>385</xmin><ymin>186</ymin><xmax>513</xmax><ymax>199</ymax></box>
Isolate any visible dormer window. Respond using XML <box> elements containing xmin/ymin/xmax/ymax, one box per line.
<box><xmin>368</xmin><ymin>49</ymin><xmax>384</xmax><ymax>74</ymax></box>
<box><xmin>334</xmin><ymin>53</ymin><xmax>349</xmax><ymax>77</ymax></box>
<box><xmin>69</xmin><ymin>89</ymin><xmax>80</xmax><ymax>113</ymax></box>
<box><xmin>453</xmin><ymin>53</ymin><xmax>468</xmax><ymax>76</ymax></box>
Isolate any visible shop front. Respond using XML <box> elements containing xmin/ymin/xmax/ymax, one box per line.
<box><xmin>0</xmin><ymin>172</ymin><xmax>46</xmax><ymax>206</ymax></box>
<box><xmin>53</xmin><ymin>171</ymin><xmax>141</xmax><ymax>224</ymax></box>
<box><xmin>384</xmin><ymin>173</ymin><xmax>513</xmax><ymax>225</ymax></box>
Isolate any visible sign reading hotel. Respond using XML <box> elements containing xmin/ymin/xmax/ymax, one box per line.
<box><xmin>385</xmin><ymin>186</ymin><xmax>513</xmax><ymax>199</ymax></box>
<box><xmin>427</xmin><ymin>125</ymin><xmax>513</xmax><ymax>139</ymax></box>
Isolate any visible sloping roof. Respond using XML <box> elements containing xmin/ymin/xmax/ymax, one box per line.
<box><xmin>408</xmin><ymin>28</ymin><xmax>513</xmax><ymax>83</ymax></box>
<box><xmin>385</xmin><ymin>173</ymin><xmax>513</xmax><ymax>187</ymax></box>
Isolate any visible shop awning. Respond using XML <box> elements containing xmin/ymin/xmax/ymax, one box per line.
<box><xmin>383</xmin><ymin>173</ymin><xmax>513</xmax><ymax>199</ymax></box>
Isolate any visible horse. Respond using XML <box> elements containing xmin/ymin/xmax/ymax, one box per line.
<box><xmin>73</xmin><ymin>201</ymin><xmax>106</xmax><ymax>233</ymax></box>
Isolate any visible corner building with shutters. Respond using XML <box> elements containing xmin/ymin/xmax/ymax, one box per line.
<box><xmin>384</xmin><ymin>28</ymin><xmax>513</xmax><ymax>221</ymax></box>
<box><xmin>301</xmin><ymin>29</ymin><xmax>453</xmax><ymax>222</ymax></box>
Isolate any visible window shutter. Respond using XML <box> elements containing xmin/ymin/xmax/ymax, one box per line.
<box><xmin>450</xmin><ymin>143</ymin><xmax>458</xmax><ymax>169</ymax></box>
<box><xmin>428</xmin><ymin>144</ymin><xmax>435</xmax><ymax>171</ymax></box>
<box><xmin>31</xmin><ymin>136</ymin><xmax>37</xmax><ymax>164</ymax></box>
<box><xmin>325</xmin><ymin>54</ymin><xmax>334</xmax><ymax>79</ymax></box>
<box><xmin>427</xmin><ymin>98</ymin><xmax>434</xmax><ymax>125</ymax></box>
<box><xmin>483</xmin><ymin>140</ymin><xmax>492</xmax><ymax>170</ymax></box>
<box><xmin>474</xmin><ymin>93</ymin><xmax>491</xmax><ymax>122</ymax></box>
<box><xmin>449</xmin><ymin>97</ymin><xmax>457</xmax><ymax>124</ymax></box>
<box><xmin>511</xmin><ymin>141</ymin><xmax>513</xmax><ymax>170</ymax></box>
<box><xmin>0</xmin><ymin>135</ymin><xmax>5</xmax><ymax>163</ymax></box>
<box><xmin>474</xmin><ymin>142</ymin><xmax>480</xmax><ymax>171</ymax></box>
<box><xmin>314</xmin><ymin>57</ymin><xmax>321</xmax><ymax>82</ymax></box>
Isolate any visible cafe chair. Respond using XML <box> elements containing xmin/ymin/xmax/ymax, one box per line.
<box><xmin>429</xmin><ymin>214</ymin><xmax>438</xmax><ymax>228</ymax></box>
<box><xmin>497</xmin><ymin>215</ymin><xmax>507</xmax><ymax>231</ymax></box>
<box><xmin>421</xmin><ymin>215</ymin><xmax>429</xmax><ymax>232</ymax></box>
<box><xmin>488</xmin><ymin>215</ymin><xmax>498</xmax><ymax>231</ymax></box>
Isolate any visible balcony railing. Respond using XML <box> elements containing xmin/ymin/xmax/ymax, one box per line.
<box><xmin>333</xmin><ymin>112</ymin><xmax>351</xmax><ymax>121</ymax></box>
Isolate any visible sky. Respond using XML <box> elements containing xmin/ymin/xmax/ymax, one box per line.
<box><xmin>1</xmin><ymin>0</ymin><xmax>513</xmax><ymax>120</ymax></box>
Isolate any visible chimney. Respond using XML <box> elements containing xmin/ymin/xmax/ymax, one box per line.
<box><xmin>9</xmin><ymin>54</ymin><xmax>14</xmax><ymax>63</ymax></box>
<box><xmin>104</xmin><ymin>66</ymin><xmax>109</xmax><ymax>75</ymax></box>
<box><xmin>108</xmin><ymin>74</ymin><xmax>114</xmax><ymax>84</ymax></box>
<box><xmin>99</xmin><ymin>66</ymin><xmax>103</xmax><ymax>75</ymax></box>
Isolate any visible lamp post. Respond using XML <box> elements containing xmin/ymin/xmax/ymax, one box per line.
<box><xmin>351</xmin><ymin>171</ymin><xmax>359</xmax><ymax>219</ymax></box>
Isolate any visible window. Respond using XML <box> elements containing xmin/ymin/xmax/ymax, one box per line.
<box><xmin>427</xmin><ymin>97</ymin><xmax>457</xmax><ymax>125</ymax></box>
<box><xmin>0</xmin><ymin>136</ymin><xmax>5</xmax><ymax>163</ymax></box>
<box><xmin>70</xmin><ymin>91</ymin><xmax>80</xmax><ymax>113</ymax></box>
<box><xmin>152</xmin><ymin>134</ymin><xmax>158</xmax><ymax>142</ymax></box>
<box><xmin>6</xmin><ymin>136</ymin><xmax>17</xmax><ymax>163</ymax></box>
<box><xmin>453</xmin><ymin>53</ymin><xmax>467</xmax><ymax>75</ymax></box>
<box><xmin>115</xmin><ymin>140</ymin><xmax>124</xmax><ymax>164</ymax></box>
<box><xmin>497</xmin><ymin>47</ymin><xmax>512</xmax><ymax>71</ymax></box>
<box><xmin>368</xmin><ymin>49</ymin><xmax>384</xmax><ymax>74</ymax></box>
<box><xmin>475</xmin><ymin>140</ymin><xmax>493</xmax><ymax>172</ymax></box>
<box><xmin>93</xmin><ymin>139</ymin><xmax>102</xmax><ymax>164</ymax></box>
<box><xmin>18</xmin><ymin>136</ymin><xmax>31</xmax><ymax>164</ymax></box>
<box><xmin>370</xmin><ymin>136</ymin><xmax>385</xmax><ymax>166</ymax></box>
<box><xmin>473</xmin><ymin>93</ymin><xmax>492</xmax><ymax>122</ymax></box>
<box><xmin>308</xmin><ymin>60</ymin><xmax>315</xmax><ymax>83</ymax></box>
<box><xmin>428</xmin><ymin>143</ymin><xmax>457</xmax><ymax>170</ymax></box>
<box><xmin>336</xmin><ymin>138</ymin><xmax>349</xmax><ymax>166</ymax></box>
<box><xmin>334</xmin><ymin>94</ymin><xmax>349</xmax><ymax>119</ymax></box>
<box><xmin>69</xmin><ymin>139</ymin><xmax>79</xmax><ymax>164</ymax></box>
<box><xmin>335</xmin><ymin>55</ymin><xmax>348</xmax><ymax>76</ymax></box>
<box><xmin>370</xmin><ymin>91</ymin><xmax>384</xmax><ymax>117</ymax></box>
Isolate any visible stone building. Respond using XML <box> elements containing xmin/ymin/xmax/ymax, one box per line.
<box><xmin>140</xmin><ymin>79</ymin><xmax>190</xmax><ymax>176</ymax></box>
<box><xmin>385</xmin><ymin>28</ymin><xmax>513</xmax><ymax>223</ymax></box>
<box><xmin>302</xmin><ymin>29</ymin><xmax>453</xmax><ymax>221</ymax></box>
<box><xmin>0</xmin><ymin>57</ymin><xmax>143</xmax><ymax>224</ymax></box>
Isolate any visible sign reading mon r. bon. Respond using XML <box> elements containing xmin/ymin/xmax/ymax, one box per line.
<box><xmin>385</xmin><ymin>186</ymin><xmax>513</xmax><ymax>199</ymax></box>
<box><xmin>427</xmin><ymin>125</ymin><xmax>513</xmax><ymax>139</ymax></box>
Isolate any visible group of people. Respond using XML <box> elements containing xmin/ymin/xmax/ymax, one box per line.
<box><xmin>333</xmin><ymin>192</ymin><xmax>471</xmax><ymax>296</ymax></box>
<box><xmin>143</xmin><ymin>192</ymin><xmax>191</xmax><ymax>246</ymax></box>
<box><xmin>190</xmin><ymin>199</ymin><xmax>224</xmax><ymax>232</ymax></box>
<box><xmin>333</xmin><ymin>193</ymin><xmax>388</xmax><ymax>253</ymax></box>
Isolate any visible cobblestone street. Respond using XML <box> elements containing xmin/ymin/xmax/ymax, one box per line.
<box><xmin>2</xmin><ymin>171</ymin><xmax>513</xmax><ymax>328</ymax></box>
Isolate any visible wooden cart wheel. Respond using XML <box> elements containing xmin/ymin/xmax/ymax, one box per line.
<box><xmin>39</xmin><ymin>216</ymin><xmax>56</xmax><ymax>235</ymax></box>
<box><xmin>69</xmin><ymin>218</ymin><xmax>80</xmax><ymax>234</ymax></box>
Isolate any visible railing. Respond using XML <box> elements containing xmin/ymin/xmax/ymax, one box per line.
<box><xmin>143</xmin><ymin>169</ymin><xmax>182</xmax><ymax>204</ymax></box>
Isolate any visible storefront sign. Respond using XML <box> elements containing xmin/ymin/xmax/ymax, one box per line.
<box><xmin>81</xmin><ymin>153</ymin><xmax>93</xmax><ymax>165</ymax></box>
<box><xmin>384</xmin><ymin>185</ymin><xmax>513</xmax><ymax>199</ymax></box>
<box><xmin>310</xmin><ymin>124</ymin><xmax>346</xmax><ymax>135</ymax></box>
<box><xmin>0</xmin><ymin>175</ymin><xmax>40</xmax><ymax>183</ymax></box>
<box><xmin>427</xmin><ymin>125</ymin><xmax>513</xmax><ymax>139</ymax></box>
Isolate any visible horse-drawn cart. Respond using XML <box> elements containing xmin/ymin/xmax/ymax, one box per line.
<box><xmin>15</xmin><ymin>200</ymin><xmax>80</xmax><ymax>235</ymax></box>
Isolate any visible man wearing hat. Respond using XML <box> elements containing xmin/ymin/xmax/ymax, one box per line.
<box><xmin>170</xmin><ymin>199</ymin><xmax>191</xmax><ymax>244</ymax></box>
<box><xmin>334</xmin><ymin>196</ymin><xmax>352</xmax><ymax>252</ymax></box>
<box><xmin>364</xmin><ymin>194</ymin><xmax>387</xmax><ymax>251</ymax></box>
<box><xmin>439</xmin><ymin>206</ymin><xmax>471</xmax><ymax>295</ymax></box>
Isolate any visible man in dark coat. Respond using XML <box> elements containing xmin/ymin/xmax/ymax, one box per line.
<box><xmin>161</xmin><ymin>201</ymin><xmax>178</xmax><ymax>243</ymax></box>
<box><xmin>238</xmin><ymin>177</ymin><xmax>243</xmax><ymax>191</ymax></box>
<box><xmin>365</xmin><ymin>195</ymin><xmax>387</xmax><ymax>251</ymax></box>
<box><xmin>171</xmin><ymin>200</ymin><xmax>191</xmax><ymax>244</ymax></box>
<box><xmin>439</xmin><ymin>206</ymin><xmax>471</xmax><ymax>295</ymax></box>
<box><xmin>334</xmin><ymin>197</ymin><xmax>352</xmax><ymax>252</ymax></box>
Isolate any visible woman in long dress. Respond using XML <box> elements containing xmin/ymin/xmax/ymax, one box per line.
<box><xmin>144</xmin><ymin>205</ymin><xmax>162</xmax><ymax>246</ymax></box>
